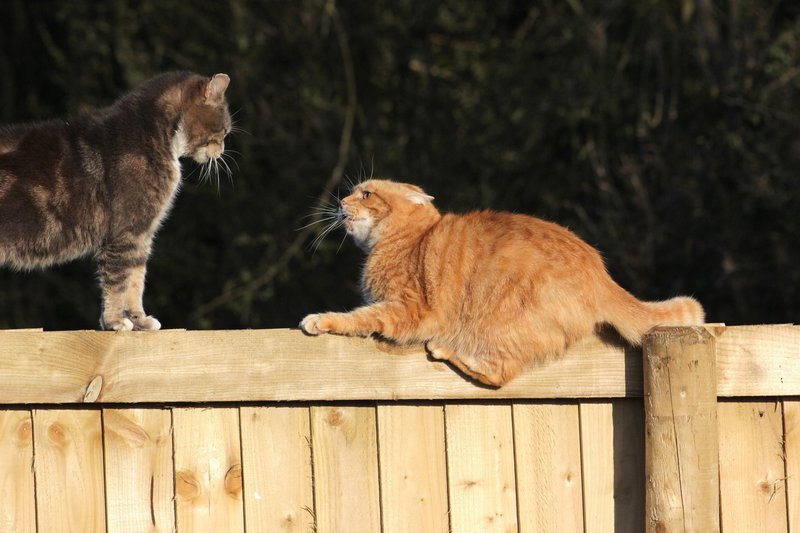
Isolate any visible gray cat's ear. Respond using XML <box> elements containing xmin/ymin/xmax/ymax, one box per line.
<box><xmin>204</xmin><ymin>73</ymin><xmax>230</xmax><ymax>103</ymax></box>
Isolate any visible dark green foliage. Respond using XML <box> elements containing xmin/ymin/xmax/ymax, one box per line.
<box><xmin>1</xmin><ymin>0</ymin><xmax>798</xmax><ymax>329</ymax></box>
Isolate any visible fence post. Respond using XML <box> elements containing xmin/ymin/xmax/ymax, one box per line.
<box><xmin>643</xmin><ymin>327</ymin><xmax>719</xmax><ymax>532</ymax></box>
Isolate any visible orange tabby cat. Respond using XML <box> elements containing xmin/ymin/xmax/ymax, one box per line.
<box><xmin>300</xmin><ymin>179</ymin><xmax>704</xmax><ymax>386</ymax></box>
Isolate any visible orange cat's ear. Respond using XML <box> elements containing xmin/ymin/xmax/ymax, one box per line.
<box><xmin>204</xmin><ymin>73</ymin><xmax>230</xmax><ymax>103</ymax></box>
<box><xmin>406</xmin><ymin>190</ymin><xmax>435</xmax><ymax>205</ymax></box>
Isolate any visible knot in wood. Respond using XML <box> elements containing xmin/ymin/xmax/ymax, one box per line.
<box><xmin>225</xmin><ymin>464</ymin><xmax>243</xmax><ymax>496</ymax></box>
<box><xmin>83</xmin><ymin>375</ymin><xmax>104</xmax><ymax>403</ymax></box>
<box><xmin>13</xmin><ymin>420</ymin><xmax>31</xmax><ymax>447</ymax></box>
<box><xmin>46</xmin><ymin>422</ymin><xmax>67</xmax><ymax>446</ymax></box>
<box><xmin>327</xmin><ymin>409</ymin><xmax>343</xmax><ymax>426</ymax></box>
<box><xmin>175</xmin><ymin>470</ymin><xmax>201</xmax><ymax>500</ymax></box>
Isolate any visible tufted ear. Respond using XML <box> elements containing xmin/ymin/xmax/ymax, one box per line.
<box><xmin>405</xmin><ymin>189</ymin><xmax>435</xmax><ymax>205</ymax></box>
<box><xmin>204</xmin><ymin>73</ymin><xmax>230</xmax><ymax>103</ymax></box>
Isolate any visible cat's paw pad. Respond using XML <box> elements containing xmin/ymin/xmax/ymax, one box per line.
<box><xmin>103</xmin><ymin>317</ymin><xmax>134</xmax><ymax>331</ymax></box>
<box><xmin>131</xmin><ymin>315</ymin><xmax>161</xmax><ymax>331</ymax></box>
<box><xmin>300</xmin><ymin>314</ymin><xmax>331</xmax><ymax>336</ymax></box>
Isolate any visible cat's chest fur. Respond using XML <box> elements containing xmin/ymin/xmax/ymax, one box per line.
<box><xmin>361</xmin><ymin>239</ymin><xmax>427</xmax><ymax>305</ymax></box>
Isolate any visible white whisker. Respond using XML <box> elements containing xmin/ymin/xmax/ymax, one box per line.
<box><xmin>213</xmin><ymin>158</ymin><xmax>221</xmax><ymax>194</ymax></box>
<box><xmin>296</xmin><ymin>215</ymin><xmax>339</xmax><ymax>231</ymax></box>
<box><xmin>221</xmin><ymin>152</ymin><xmax>240</xmax><ymax>172</ymax></box>
<box><xmin>218</xmin><ymin>155</ymin><xmax>234</xmax><ymax>185</ymax></box>
<box><xmin>309</xmin><ymin>219</ymin><xmax>344</xmax><ymax>254</ymax></box>
<box><xmin>335</xmin><ymin>231</ymin><xmax>348</xmax><ymax>254</ymax></box>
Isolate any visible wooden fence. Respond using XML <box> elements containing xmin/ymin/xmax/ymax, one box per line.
<box><xmin>0</xmin><ymin>325</ymin><xmax>797</xmax><ymax>532</ymax></box>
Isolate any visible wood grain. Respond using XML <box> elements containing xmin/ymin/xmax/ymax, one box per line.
<box><xmin>172</xmin><ymin>408</ymin><xmax>244</xmax><ymax>533</ymax></box>
<box><xmin>784</xmin><ymin>400</ymin><xmax>800</xmax><ymax>533</ymax></box>
<box><xmin>310</xmin><ymin>406</ymin><xmax>381</xmax><ymax>533</ymax></box>
<box><xmin>103</xmin><ymin>409</ymin><xmax>175</xmax><ymax>533</ymax></box>
<box><xmin>643</xmin><ymin>327</ymin><xmax>719</xmax><ymax>532</ymax></box>
<box><xmin>718</xmin><ymin>401</ymin><xmax>788</xmax><ymax>533</ymax></box>
<box><xmin>715</xmin><ymin>324</ymin><xmax>800</xmax><ymax>396</ymax></box>
<box><xmin>0</xmin><ymin>410</ymin><xmax>35</xmax><ymax>533</ymax></box>
<box><xmin>0</xmin><ymin>325</ymin><xmax>796</xmax><ymax>402</ymax></box>
<box><xmin>33</xmin><ymin>409</ymin><xmax>106</xmax><ymax>533</ymax></box>
<box><xmin>578</xmin><ymin>402</ymin><xmax>615</xmax><ymax>533</ymax></box>
<box><xmin>513</xmin><ymin>402</ymin><xmax>583</xmax><ymax>533</ymax></box>
<box><xmin>377</xmin><ymin>404</ymin><xmax>449</xmax><ymax>533</ymax></box>
<box><xmin>239</xmin><ymin>406</ymin><xmax>314</xmax><ymax>533</ymax></box>
<box><xmin>0</xmin><ymin>328</ymin><xmax>637</xmax><ymax>402</ymax></box>
<box><xmin>445</xmin><ymin>404</ymin><xmax>518</xmax><ymax>533</ymax></box>
<box><xmin>579</xmin><ymin>400</ymin><xmax>645</xmax><ymax>533</ymax></box>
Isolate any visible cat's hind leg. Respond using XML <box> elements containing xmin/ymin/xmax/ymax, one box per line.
<box><xmin>426</xmin><ymin>340</ymin><xmax>522</xmax><ymax>387</ymax></box>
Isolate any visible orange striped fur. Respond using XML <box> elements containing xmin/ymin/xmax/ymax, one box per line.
<box><xmin>301</xmin><ymin>179</ymin><xmax>704</xmax><ymax>386</ymax></box>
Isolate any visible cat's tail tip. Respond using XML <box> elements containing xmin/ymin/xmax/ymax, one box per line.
<box><xmin>607</xmin><ymin>293</ymin><xmax>705</xmax><ymax>346</ymax></box>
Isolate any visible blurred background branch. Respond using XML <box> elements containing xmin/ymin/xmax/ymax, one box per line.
<box><xmin>189</xmin><ymin>0</ymin><xmax>357</xmax><ymax>322</ymax></box>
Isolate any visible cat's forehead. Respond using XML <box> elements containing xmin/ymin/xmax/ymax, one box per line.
<box><xmin>185</xmin><ymin>102</ymin><xmax>230</xmax><ymax>134</ymax></box>
<box><xmin>355</xmin><ymin>179</ymin><xmax>413</xmax><ymax>194</ymax></box>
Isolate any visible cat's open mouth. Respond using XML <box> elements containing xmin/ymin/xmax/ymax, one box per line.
<box><xmin>339</xmin><ymin>209</ymin><xmax>359</xmax><ymax>231</ymax></box>
<box><xmin>342</xmin><ymin>214</ymin><xmax>357</xmax><ymax>231</ymax></box>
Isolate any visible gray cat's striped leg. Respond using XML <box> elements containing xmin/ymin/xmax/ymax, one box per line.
<box><xmin>97</xmin><ymin>246</ymin><xmax>134</xmax><ymax>331</ymax></box>
<box><xmin>124</xmin><ymin>263</ymin><xmax>161</xmax><ymax>331</ymax></box>
<box><xmin>97</xmin><ymin>242</ymin><xmax>160</xmax><ymax>331</ymax></box>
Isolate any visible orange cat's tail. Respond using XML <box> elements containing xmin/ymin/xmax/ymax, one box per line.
<box><xmin>601</xmin><ymin>283</ymin><xmax>705</xmax><ymax>346</ymax></box>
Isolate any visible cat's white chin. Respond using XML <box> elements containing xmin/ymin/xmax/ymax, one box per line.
<box><xmin>345</xmin><ymin>220</ymin><xmax>376</xmax><ymax>250</ymax></box>
<box><xmin>191</xmin><ymin>151</ymin><xmax>211</xmax><ymax>164</ymax></box>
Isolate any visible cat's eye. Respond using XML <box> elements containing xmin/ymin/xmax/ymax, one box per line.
<box><xmin>362</xmin><ymin>191</ymin><xmax>372</xmax><ymax>199</ymax></box>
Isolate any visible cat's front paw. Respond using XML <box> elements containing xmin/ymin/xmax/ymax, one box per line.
<box><xmin>300</xmin><ymin>313</ymin><xmax>332</xmax><ymax>336</ymax></box>
<box><xmin>101</xmin><ymin>317</ymin><xmax>135</xmax><ymax>332</ymax></box>
<box><xmin>130</xmin><ymin>314</ymin><xmax>162</xmax><ymax>331</ymax></box>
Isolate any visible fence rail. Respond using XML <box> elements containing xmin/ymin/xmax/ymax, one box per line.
<box><xmin>0</xmin><ymin>325</ymin><xmax>798</xmax><ymax>532</ymax></box>
<box><xmin>0</xmin><ymin>324</ymin><xmax>798</xmax><ymax>403</ymax></box>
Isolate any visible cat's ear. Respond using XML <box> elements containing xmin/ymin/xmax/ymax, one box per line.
<box><xmin>204</xmin><ymin>73</ymin><xmax>230</xmax><ymax>103</ymax></box>
<box><xmin>406</xmin><ymin>190</ymin><xmax>435</xmax><ymax>205</ymax></box>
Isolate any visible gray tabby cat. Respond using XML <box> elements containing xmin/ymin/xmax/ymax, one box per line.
<box><xmin>0</xmin><ymin>71</ymin><xmax>232</xmax><ymax>330</ymax></box>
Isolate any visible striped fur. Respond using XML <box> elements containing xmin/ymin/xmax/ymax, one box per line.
<box><xmin>0</xmin><ymin>72</ymin><xmax>232</xmax><ymax>330</ymax></box>
<box><xmin>301</xmin><ymin>179</ymin><xmax>704</xmax><ymax>387</ymax></box>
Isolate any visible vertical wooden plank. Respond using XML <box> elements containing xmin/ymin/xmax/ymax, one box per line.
<box><xmin>786</xmin><ymin>400</ymin><xmax>800</xmax><ymax>533</ymax></box>
<box><xmin>103</xmin><ymin>409</ymin><xmax>174</xmax><ymax>533</ymax></box>
<box><xmin>377</xmin><ymin>404</ymin><xmax>449</xmax><ymax>533</ymax></box>
<box><xmin>718</xmin><ymin>401</ymin><xmax>788</xmax><ymax>533</ymax></box>
<box><xmin>0</xmin><ymin>410</ymin><xmax>35</xmax><ymax>533</ymax></box>
<box><xmin>240</xmin><ymin>406</ymin><xmax>313</xmax><ymax>533</ymax></box>
<box><xmin>579</xmin><ymin>402</ymin><xmax>614</xmax><ymax>532</ymax></box>
<box><xmin>513</xmin><ymin>402</ymin><xmax>583</xmax><ymax>533</ymax></box>
<box><xmin>33</xmin><ymin>409</ymin><xmax>106</xmax><ymax>533</ymax></box>
<box><xmin>643</xmin><ymin>327</ymin><xmax>719</xmax><ymax>533</ymax></box>
<box><xmin>445</xmin><ymin>403</ymin><xmax>517</xmax><ymax>533</ymax></box>
<box><xmin>609</xmin><ymin>400</ymin><xmax>646</xmax><ymax>533</ymax></box>
<box><xmin>579</xmin><ymin>400</ymin><xmax>645</xmax><ymax>533</ymax></box>
<box><xmin>310</xmin><ymin>406</ymin><xmax>381</xmax><ymax>533</ymax></box>
<box><xmin>173</xmin><ymin>408</ymin><xmax>243</xmax><ymax>533</ymax></box>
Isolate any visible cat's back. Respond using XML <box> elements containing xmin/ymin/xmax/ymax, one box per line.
<box><xmin>420</xmin><ymin>208</ymin><xmax>607</xmax><ymax>322</ymax></box>
<box><xmin>430</xmin><ymin>209</ymin><xmax>599</xmax><ymax>263</ymax></box>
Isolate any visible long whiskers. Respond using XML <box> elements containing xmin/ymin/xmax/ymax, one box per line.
<box><xmin>308</xmin><ymin>217</ymin><xmax>344</xmax><ymax>254</ymax></box>
<box><xmin>299</xmin><ymin>190</ymin><xmax>346</xmax><ymax>254</ymax></box>
<box><xmin>197</xmin><ymin>152</ymin><xmax>236</xmax><ymax>194</ymax></box>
